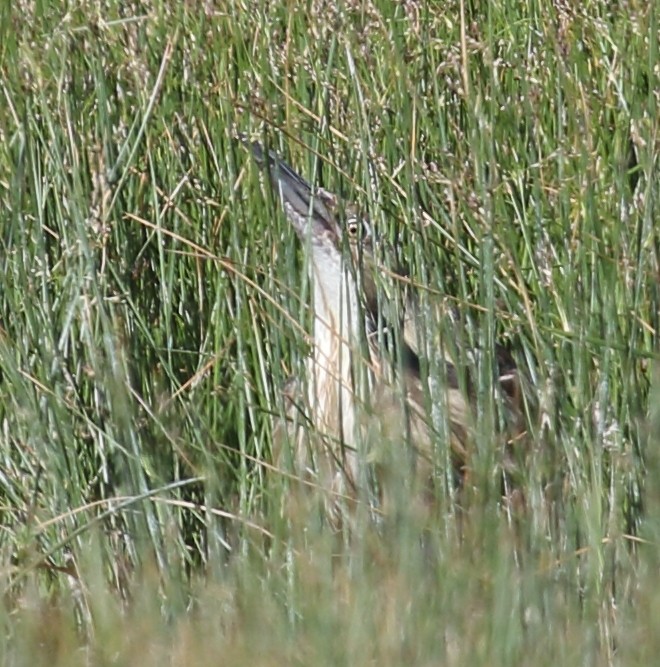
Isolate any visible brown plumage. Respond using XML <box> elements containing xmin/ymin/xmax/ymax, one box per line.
<box><xmin>246</xmin><ymin>140</ymin><xmax>524</xmax><ymax>520</ymax></box>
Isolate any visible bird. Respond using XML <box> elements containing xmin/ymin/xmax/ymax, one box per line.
<box><xmin>245</xmin><ymin>139</ymin><xmax>525</xmax><ymax>522</ymax></box>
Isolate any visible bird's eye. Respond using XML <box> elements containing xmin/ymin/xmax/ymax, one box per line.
<box><xmin>346</xmin><ymin>216</ymin><xmax>360</xmax><ymax>238</ymax></box>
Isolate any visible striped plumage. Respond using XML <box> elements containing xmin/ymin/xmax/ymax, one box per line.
<box><xmin>246</xmin><ymin>140</ymin><xmax>524</xmax><ymax>519</ymax></box>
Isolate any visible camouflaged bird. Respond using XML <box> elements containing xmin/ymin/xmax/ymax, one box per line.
<box><xmin>246</xmin><ymin>140</ymin><xmax>525</xmax><ymax>521</ymax></box>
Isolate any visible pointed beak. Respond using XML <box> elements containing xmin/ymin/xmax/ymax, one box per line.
<box><xmin>247</xmin><ymin>141</ymin><xmax>337</xmax><ymax>243</ymax></box>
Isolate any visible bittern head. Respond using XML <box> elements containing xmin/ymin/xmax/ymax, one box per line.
<box><xmin>248</xmin><ymin>141</ymin><xmax>380</xmax><ymax>331</ymax></box>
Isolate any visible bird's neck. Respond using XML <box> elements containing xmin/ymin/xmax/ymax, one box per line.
<box><xmin>307</xmin><ymin>261</ymin><xmax>371</xmax><ymax>445</ymax></box>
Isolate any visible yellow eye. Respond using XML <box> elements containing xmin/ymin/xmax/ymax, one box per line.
<box><xmin>346</xmin><ymin>217</ymin><xmax>360</xmax><ymax>238</ymax></box>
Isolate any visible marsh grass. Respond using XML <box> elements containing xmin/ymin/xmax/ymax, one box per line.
<box><xmin>0</xmin><ymin>0</ymin><xmax>657</xmax><ymax>664</ymax></box>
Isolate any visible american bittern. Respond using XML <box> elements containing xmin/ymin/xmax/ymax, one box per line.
<box><xmin>247</xmin><ymin>140</ymin><xmax>523</xmax><ymax>516</ymax></box>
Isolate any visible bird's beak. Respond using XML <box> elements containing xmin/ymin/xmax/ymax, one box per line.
<box><xmin>247</xmin><ymin>141</ymin><xmax>338</xmax><ymax>244</ymax></box>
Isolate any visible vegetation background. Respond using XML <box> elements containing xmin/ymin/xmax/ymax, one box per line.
<box><xmin>0</xmin><ymin>0</ymin><xmax>658</xmax><ymax>664</ymax></box>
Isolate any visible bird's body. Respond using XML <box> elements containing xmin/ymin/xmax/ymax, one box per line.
<box><xmin>247</xmin><ymin>141</ymin><xmax>523</xmax><ymax>518</ymax></box>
